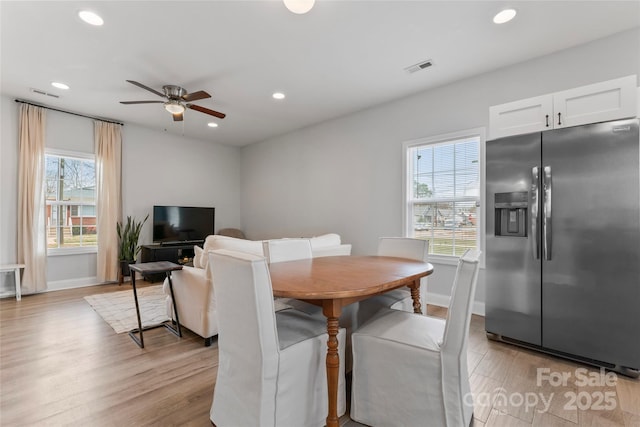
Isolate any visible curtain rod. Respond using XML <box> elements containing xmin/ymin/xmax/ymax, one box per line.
<box><xmin>14</xmin><ymin>99</ymin><xmax>124</xmax><ymax>126</ymax></box>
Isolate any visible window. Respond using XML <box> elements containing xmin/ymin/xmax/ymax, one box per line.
<box><xmin>403</xmin><ymin>128</ymin><xmax>484</xmax><ymax>262</ymax></box>
<box><xmin>45</xmin><ymin>150</ymin><xmax>97</xmax><ymax>252</ymax></box>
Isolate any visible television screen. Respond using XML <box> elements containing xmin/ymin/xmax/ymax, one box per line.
<box><xmin>153</xmin><ymin>206</ymin><xmax>215</xmax><ymax>244</ymax></box>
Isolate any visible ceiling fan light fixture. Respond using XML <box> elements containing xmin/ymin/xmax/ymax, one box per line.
<box><xmin>283</xmin><ymin>0</ymin><xmax>315</xmax><ymax>14</ymax></box>
<box><xmin>121</xmin><ymin>80</ymin><xmax>225</xmax><ymax>119</ymax></box>
<box><xmin>164</xmin><ymin>101</ymin><xmax>185</xmax><ymax>115</ymax></box>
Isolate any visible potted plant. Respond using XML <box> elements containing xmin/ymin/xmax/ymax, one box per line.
<box><xmin>117</xmin><ymin>214</ymin><xmax>148</xmax><ymax>277</ymax></box>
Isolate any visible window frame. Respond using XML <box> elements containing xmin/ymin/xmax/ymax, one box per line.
<box><xmin>45</xmin><ymin>148</ymin><xmax>98</xmax><ymax>256</ymax></box>
<box><xmin>402</xmin><ymin>127</ymin><xmax>486</xmax><ymax>266</ymax></box>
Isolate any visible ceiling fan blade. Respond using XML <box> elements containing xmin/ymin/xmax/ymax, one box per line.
<box><xmin>126</xmin><ymin>80</ymin><xmax>165</xmax><ymax>98</ymax></box>
<box><xmin>120</xmin><ymin>100</ymin><xmax>165</xmax><ymax>104</ymax></box>
<box><xmin>173</xmin><ymin>112</ymin><xmax>184</xmax><ymax>122</ymax></box>
<box><xmin>182</xmin><ymin>90</ymin><xmax>211</xmax><ymax>102</ymax></box>
<box><xmin>187</xmin><ymin>103</ymin><xmax>226</xmax><ymax>119</ymax></box>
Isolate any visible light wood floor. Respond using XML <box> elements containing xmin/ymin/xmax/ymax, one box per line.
<box><xmin>1</xmin><ymin>284</ymin><xmax>639</xmax><ymax>426</ymax></box>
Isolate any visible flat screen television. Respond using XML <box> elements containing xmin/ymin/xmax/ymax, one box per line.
<box><xmin>152</xmin><ymin>205</ymin><xmax>215</xmax><ymax>244</ymax></box>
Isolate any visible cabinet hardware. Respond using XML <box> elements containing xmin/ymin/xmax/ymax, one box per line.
<box><xmin>545</xmin><ymin>115</ymin><xmax>549</xmax><ymax>127</ymax></box>
<box><xmin>557</xmin><ymin>112</ymin><xmax>562</xmax><ymax>126</ymax></box>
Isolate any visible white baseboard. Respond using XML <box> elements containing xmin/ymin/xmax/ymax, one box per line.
<box><xmin>426</xmin><ymin>292</ymin><xmax>485</xmax><ymax>317</ymax></box>
<box><xmin>0</xmin><ymin>291</ymin><xmax>18</xmax><ymax>300</ymax></box>
<box><xmin>46</xmin><ymin>273</ymin><xmax>144</xmax><ymax>291</ymax></box>
<box><xmin>47</xmin><ymin>276</ymin><xmax>101</xmax><ymax>291</ymax></box>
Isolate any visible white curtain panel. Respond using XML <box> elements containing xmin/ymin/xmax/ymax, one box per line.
<box><xmin>17</xmin><ymin>104</ymin><xmax>48</xmax><ymax>294</ymax></box>
<box><xmin>95</xmin><ymin>121</ymin><xmax>122</xmax><ymax>283</ymax></box>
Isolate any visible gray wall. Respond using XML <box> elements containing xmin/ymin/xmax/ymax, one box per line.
<box><xmin>1</xmin><ymin>28</ymin><xmax>638</xmax><ymax>303</ymax></box>
<box><xmin>0</xmin><ymin>95</ymin><xmax>242</xmax><ymax>292</ymax></box>
<box><xmin>122</xmin><ymin>124</ymin><xmax>243</xmax><ymax>245</ymax></box>
<box><xmin>240</xmin><ymin>28</ymin><xmax>640</xmax><ymax>312</ymax></box>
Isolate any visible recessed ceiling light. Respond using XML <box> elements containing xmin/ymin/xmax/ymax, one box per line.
<box><xmin>493</xmin><ymin>9</ymin><xmax>516</xmax><ymax>24</ymax></box>
<box><xmin>78</xmin><ymin>10</ymin><xmax>104</xmax><ymax>26</ymax></box>
<box><xmin>51</xmin><ymin>82</ymin><xmax>70</xmax><ymax>90</ymax></box>
<box><xmin>283</xmin><ymin>0</ymin><xmax>315</xmax><ymax>14</ymax></box>
<box><xmin>272</xmin><ymin>92</ymin><xmax>286</xmax><ymax>100</ymax></box>
<box><xmin>207</xmin><ymin>122</ymin><xmax>219</xmax><ymax>128</ymax></box>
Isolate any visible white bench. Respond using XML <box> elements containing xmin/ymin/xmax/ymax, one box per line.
<box><xmin>0</xmin><ymin>264</ymin><xmax>25</xmax><ymax>301</ymax></box>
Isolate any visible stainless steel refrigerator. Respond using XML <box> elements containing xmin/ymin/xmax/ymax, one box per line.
<box><xmin>485</xmin><ymin>118</ymin><xmax>640</xmax><ymax>377</ymax></box>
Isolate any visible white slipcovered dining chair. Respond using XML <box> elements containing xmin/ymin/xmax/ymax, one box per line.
<box><xmin>264</xmin><ymin>238</ymin><xmax>361</xmax><ymax>372</ymax></box>
<box><xmin>262</xmin><ymin>238</ymin><xmax>313</xmax><ymax>263</ymax></box>
<box><xmin>351</xmin><ymin>249</ymin><xmax>481</xmax><ymax>427</ymax></box>
<box><xmin>263</xmin><ymin>238</ymin><xmax>316</xmax><ymax>313</ymax></box>
<box><xmin>208</xmin><ymin>249</ymin><xmax>346</xmax><ymax>427</ymax></box>
<box><xmin>357</xmin><ymin>237</ymin><xmax>430</xmax><ymax>325</ymax></box>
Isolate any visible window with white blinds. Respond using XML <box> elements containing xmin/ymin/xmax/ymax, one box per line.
<box><xmin>403</xmin><ymin>129</ymin><xmax>484</xmax><ymax>260</ymax></box>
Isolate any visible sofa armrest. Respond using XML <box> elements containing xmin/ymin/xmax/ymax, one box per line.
<box><xmin>163</xmin><ymin>266</ymin><xmax>210</xmax><ymax>298</ymax></box>
<box><xmin>163</xmin><ymin>266</ymin><xmax>218</xmax><ymax>339</ymax></box>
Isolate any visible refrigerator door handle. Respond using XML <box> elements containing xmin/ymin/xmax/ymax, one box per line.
<box><xmin>531</xmin><ymin>166</ymin><xmax>540</xmax><ymax>259</ymax></box>
<box><xmin>543</xmin><ymin>165</ymin><xmax>552</xmax><ymax>260</ymax></box>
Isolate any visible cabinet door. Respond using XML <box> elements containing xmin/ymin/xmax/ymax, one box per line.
<box><xmin>553</xmin><ymin>75</ymin><xmax>637</xmax><ymax>128</ymax></box>
<box><xmin>489</xmin><ymin>95</ymin><xmax>553</xmax><ymax>139</ymax></box>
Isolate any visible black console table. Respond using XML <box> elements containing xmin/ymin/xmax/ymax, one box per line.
<box><xmin>140</xmin><ymin>242</ymin><xmax>202</xmax><ymax>281</ymax></box>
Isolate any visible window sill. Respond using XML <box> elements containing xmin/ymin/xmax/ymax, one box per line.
<box><xmin>48</xmin><ymin>247</ymin><xmax>98</xmax><ymax>257</ymax></box>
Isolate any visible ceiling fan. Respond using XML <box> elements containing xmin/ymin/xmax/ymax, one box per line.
<box><xmin>120</xmin><ymin>80</ymin><xmax>226</xmax><ymax>122</ymax></box>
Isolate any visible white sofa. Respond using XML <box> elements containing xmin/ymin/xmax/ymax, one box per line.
<box><xmin>163</xmin><ymin>233</ymin><xmax>352</xmax><ymax>346</ymax></box>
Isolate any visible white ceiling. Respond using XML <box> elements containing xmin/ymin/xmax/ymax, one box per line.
<box><xmin>1</xmin><ymin>1</ymin><xmax>639</xmax><ymax>147</ymax></box>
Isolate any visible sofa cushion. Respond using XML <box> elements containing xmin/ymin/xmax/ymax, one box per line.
<box><xmin>312</xmin><ymin>244</ymin><xmax>352</xmax><ymax>258</ymax></box>
<box><xmin>200</xmin><ymin>235</ymin><xmax>264</xmax><ymax>271</ymax></box>
<box><xmin>193</xmin><ymin>245</ymin><xmax>205</xmax><ymax>269</ymax></box>
<box><xmin>195</xmin><ymin>234</ymin><xmax>348</xmax><ymax>270</ymax></box>
<box><xmin>309</xmin><ymin>233</ymin><xmax>341</xmax><ymax>249</ymax></box>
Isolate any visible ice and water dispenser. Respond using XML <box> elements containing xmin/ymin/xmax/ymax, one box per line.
<box><xmin>494</xmin><ymin>192</ymin><xmax>528</xmax><ymax>237</ymax></box>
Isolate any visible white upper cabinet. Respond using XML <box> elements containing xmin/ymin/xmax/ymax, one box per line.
<box><xmin>489</xmin><ymin>95</ymin><xmax>553</xmax><ymax>139</ymax></box>
<box><xmin>490</xmin><ymin>75</ymin><xmax>637</xmax><ymax>139</ymax></box>
<box><xmin>553</xmin><ymin>75</ymin><xmax>637</xmax><ymax>128</ymax></box>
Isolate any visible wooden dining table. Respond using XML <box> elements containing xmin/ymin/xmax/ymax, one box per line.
<box><xmin>269</xmin><ymin>255</ymin><xmax>434</xmax><ymax>427</ymax></box>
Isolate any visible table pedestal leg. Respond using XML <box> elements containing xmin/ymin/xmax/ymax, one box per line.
<box><xmin>410</xmin><ymin>278</ymin><xmax>422</xmax><ymax>314</ymax></box>
<box><xmin>323</xmin><ymin>301</ymin><xmax>341</xmax><ymax>427</ymax></box>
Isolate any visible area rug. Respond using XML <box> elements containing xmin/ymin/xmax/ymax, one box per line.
<box><xmin>84</xmin><ymin>285</ymin><xmax>169</xmax><ymax>334</ymax></box>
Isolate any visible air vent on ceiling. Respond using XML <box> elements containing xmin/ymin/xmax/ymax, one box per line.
<box><xmin>404</xmin><ymin>59</ymin><xmax>434</xmax><ymax>74</ymax></box>
<box><xmin>30</xmin><ymin>88</ymin><xmax>60</xmax><ymax>98</ymax></box>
